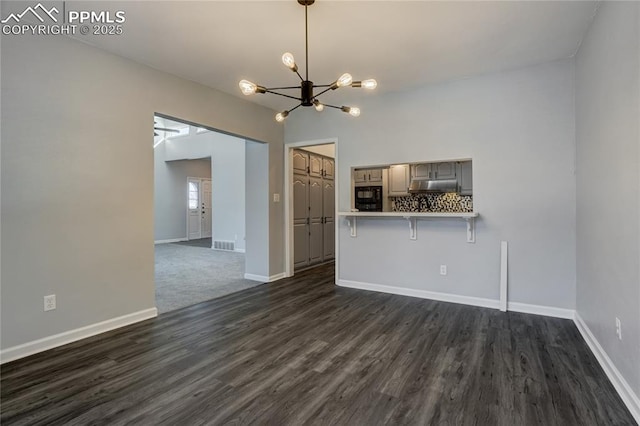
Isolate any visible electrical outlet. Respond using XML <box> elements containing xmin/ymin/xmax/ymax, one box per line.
<box><xmin>440</xmin><ymin>265</ymin><xmax>447</xmax><ymax>276</ymax></box>
<box><xmin>44</xmin><ymin>294</ymin><xmax>56</xmax><ymax>311</ymax></box>
<box><xmin>615</xmin><ymin>317</ymin><xmax>622</xmax><ymax>340</ymax></box>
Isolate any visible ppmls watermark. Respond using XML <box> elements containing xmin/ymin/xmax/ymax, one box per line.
<box><xmin>1</xmin><ymin>2</ymin><xmax>126</xmax><ymax>36</ymax></box>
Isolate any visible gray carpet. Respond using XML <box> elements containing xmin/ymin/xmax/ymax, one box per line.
<box><xmin>155</xmin><ymin>241</ymin><xmax>263</xmax><ymax>314</ymax></box>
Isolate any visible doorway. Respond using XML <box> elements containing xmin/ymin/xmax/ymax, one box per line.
<box><xmin>154</xmin><ymin>115</ymin><xmax>261</xmax><ymax>313</ymax></box>
<box><xmin>187</xmin><ymin>177</ymin><xmax>212</xmax><ymax>240</ymax></box>
<box><xmin>284</xmin><ymin>139</ymin><xmax>338</xmax><ymax>278</ymax></box>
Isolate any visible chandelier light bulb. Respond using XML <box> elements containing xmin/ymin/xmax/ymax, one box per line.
<box><xmin>336</xmin><ymin>73</ymin><xmax>353</xmax><ymax>88</ymax></box>
<box><xmin>361</xmin><ymin>79</ymin><xmax>377</xmax><ymax>90</ymax></box>
<box><xmin>341</xmin><ymin>106</ymin><xmax>360</xmax><ymax>117</ymax></box>
<box><xmin>282</xmin><ymin>52</ymin><xmax>298</xmax><ymax>72</ymax></box>
<box><xmin>313</xmin><ymin>100</ymin><xmax>324</xmax><ymax>112</ymax></box>
<box><xmin>239</xmin><ymin>80</ymin><xmax>257</xmax><ymax>95</ymax></box>
<box><xmin>275</xmin><ymin>110</ymin><xmax>289</xmax><ymax>122</ymax></box>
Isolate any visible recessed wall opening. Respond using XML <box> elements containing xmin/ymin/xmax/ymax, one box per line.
<box><xmin>153</xmin><ymin>115</ymin><xmax>262</xmax><ymax>313</ymax></box>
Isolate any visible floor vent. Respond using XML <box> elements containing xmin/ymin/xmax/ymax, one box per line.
<box><xmin>213</xmin><ymin>240</ymin><xmax>235</xmax><ymax>251</ymax></box>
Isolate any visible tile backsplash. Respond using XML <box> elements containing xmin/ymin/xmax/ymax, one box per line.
<box><xmin>391</xmin><ymin>193</ymin><xmax>473</xmax><ymax>213</ymax></box>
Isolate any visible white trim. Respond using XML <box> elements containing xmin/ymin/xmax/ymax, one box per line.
<box><xmin>507</xmin><ymin>302</ymin><xmax>575</xmax><ymax>319</ymax></box>
<box><xmin>0</xmin><ymin>308</ymin><xmax>158</xmax><ymax>364</ymax></box>
<box><xmin>154</xmin><ymin>238</ymin><xmax>188</xmax><ymax>244</ymax></box>
<box><xmin>234</xmin><ymin>248</ymin><xmax>246</xmax><ymax>253</ymax></box>
<box><xmin>244</xmin><ymin>272</ymin><xmax>286</xmax><ymax>283</ymax></box>
<box><xmin>499</xmin><ymin>241</ymin><xmax>508</xmax><ymax>312</ymax></box>
<box><xmin>574</xmin><ymin>312</ymin><xmax>640</xmax><ymax>423</ymax></box>
<box><xmin>337</xmin><ymin>279</ymin><xmax>500</xmax><ymax>310</ymax></box>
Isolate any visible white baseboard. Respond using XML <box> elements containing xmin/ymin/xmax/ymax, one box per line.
<box><xmin>234</xmin><ymin>248</ymin><xmax>246</xmax><ymax>253</ymax></box>
<box><xmin>337</xmin><ymin>279</ymin><xmax>500</xmax><ymax>310</ymax></box>
<box><xmin>574</xmin><ymin>312</ymin><xmax>640</xmax><ymax>423</ymax></box>
<box><xmin>0</xmin><ymin>308</ymin><xmax>158</xmax><ymax>364</ymax></box>
<box><xmin>154</xmin><ymin>238</ymin><xmax>187</xmax><ymax>244</ymax></box>
<box><xmin>244</xmin><ymin>272</ymin><xmax>286</xmax><ymax>283</ymax></box>
<box><xmin>507</xmin><ymin>302</ymin><xmax>575</xmax><ymax>319</ymax></box>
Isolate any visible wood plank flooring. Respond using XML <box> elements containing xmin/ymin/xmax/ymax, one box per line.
<box><xmin>1</xmin><ymin>263</ymin><xmax>636</xmax><ymax>425</ymax></box>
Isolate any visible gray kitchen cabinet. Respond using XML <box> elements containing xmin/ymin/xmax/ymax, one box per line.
<box><xmin>293</xmin><ymin>150</ymin><xmax>309</xmax><ymax>174</ymax></box>
<box><xmin>369</xmin><ymin>168</ymin><xmax>383</xmax><ymax>183</ymax></box>
<box><xmin>432</xmin><ymin>162</ymin><xmax>457</xmax><ymax>180</ymax></box>
<box><xmin>388</xmin><ymin>164</ymin><xmax>410</xmax><ymax>196</ymax></box>
<box><xmin>323</xmin><ymin>180</ymin><xmax>335</xmax><ymax>260</ymax></box>
<box><xmin>412</xmin><ymin>163</ymin><xmax>431</xmax><ymax>179</ymax></box>
<box><xmin>309</xmin><ymin>177</ymin><xmax>323</xmax><ymax>223</ymax></box>
<box><xmin>354</xmin><ymin>168</ymin><xmax>383</xmax><ymax>186</ymax></box>
<box><xmin>309</xmin><ymin>177</ymin><xmax>324</xmax><ymax>264</ymax></box>
<box><xmin>411</xmin><ymin>162</ymin><xmax>457</xmax><ymax>180</ymax></box>
<box><xmin>293</xmin><ymin>174</ymin><xmax>309</xmax><ymax>269</ymax></box>
<box><xmin>457</xmin><ymin>161</ymin><xmax>473</xmax><ymax>195</ymax></box>
<box><xmin>309</xmin><ymin>222</ymin><xmax>323</xmax><ymax>264</ymax></box>
<box><xmin>292</xmin><ymin>148</ymin><xmax>335</xmax><ymax>270</ymax></box>
<box><xmin>309</xmin><ymin>154</ymin><xmax>323</xmax><ymax>178</ymax></box>
<box><xmin>354</xmin><ymin>169</ymin><xmax>368</xmax><ymax>184</ymax></box>
<box><xmin>323</xmin><ymin>158</ymin><xmax>334</xmax><ymax>180</ymax></box>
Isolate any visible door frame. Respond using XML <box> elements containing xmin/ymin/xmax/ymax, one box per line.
<box><xmin>284</xmin><ymin>138</ymin><xmax>338</xmax><ymax>279</ymax></box>
<box><xmin>186</xmin><ymin>176</ymin><xmax>212</xmax><ymax>241</ymax></box>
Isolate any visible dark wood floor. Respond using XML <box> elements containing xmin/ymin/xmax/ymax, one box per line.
<box><xmin>1</xmin><ymin>264</ymin><xmax>635</xmax><ymax>425</ymax></box>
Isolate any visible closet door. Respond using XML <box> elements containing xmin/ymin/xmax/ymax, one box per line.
<box><xmin>323</xmin><ymin>180</ymin><xmax>335</xmax><ymax>260</ymax></box>
<box><xmin>293</xmin><ymin>174</ymin><xmax>309</xmax><ymax>269</ymax></box>
<box><xmin>308</xmin><ymin>177</ymin><xmax>324</xmax><ymax>264</ymax></box>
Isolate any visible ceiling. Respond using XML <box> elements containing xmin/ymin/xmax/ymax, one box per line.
<box><xmin>76</xmin><ymin>1</ymin><xmax>599</xmax><ymax>112</ymax></box>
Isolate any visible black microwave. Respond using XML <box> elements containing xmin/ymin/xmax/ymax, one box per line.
<box><xmin>355</xmin><ymin>186</ymin><xmax>382</xmax><ymax>212</ymax></box>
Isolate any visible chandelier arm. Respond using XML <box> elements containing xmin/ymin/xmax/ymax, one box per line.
<box><xmin>264</xmin><ymin>90</ymin><xmax>303</xmax><ymax>101</ymax></box>
<box><xmin>289</xmin><ymin>103</ymin><xmax>303</xmax><ymax>113</ymax></box>
<box><xmin>313</xmin><ymin>84</ymin><xmax>332</xmax><ymax>88</ymax></box>
<box><xmin>264</xmin><ymin>86</ymin><xmax>304</xmax><ymax>90</ymax></box>
<box><xmin>295</xmin><ymin>70</ymin><xmax>304</xmax><ymax>81</ymax></box>
<box><xmin>313</xmin><ymin>86</ymin><xmax>335</xmax><ymax>98</ymax></box>
<box><xmin>321</xmin><ymin>103</ymin><xmax>343</xmax><ymax>110</ymax></box>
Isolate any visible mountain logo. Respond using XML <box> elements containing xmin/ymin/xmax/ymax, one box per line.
<box><xmin>1</xmin><ymin>3</ymin><xmax>59</xmax><ymax>24</ymax></box>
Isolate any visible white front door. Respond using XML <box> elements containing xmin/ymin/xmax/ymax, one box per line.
<box><xmin>201</xmin><ymin>179</ymin><xmax>212</xmax><ymax>238</ymax></box>
<box><xmin>188</xmin><ymin>178</ymin><xmax>202</xmax><ymax>240</ymax></box>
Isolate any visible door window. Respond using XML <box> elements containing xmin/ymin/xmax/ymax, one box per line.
<box><xmin>188</xmin><ymin>182</ymin><xmax>199</xmax><ymax>209</ymax></box>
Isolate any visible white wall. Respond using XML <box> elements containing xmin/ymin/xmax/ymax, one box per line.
<box><xmin>575</xmin><ymin>0</ymin><xmax>640</xmax><ymax>408</ymax></box>
<box><xmin>286</xmin><ymin>59</ymin><xmax>577</xmax><ymax>310</ymax></box>
<box><xmin>155</xmin><ymin>129</ymin><xmax>246</xmax><ymax>251</ymax></box>
<box><xmin>0</xmin><ymin>33</ymin><xmax>283</xmax><ymax>353</ymax></box>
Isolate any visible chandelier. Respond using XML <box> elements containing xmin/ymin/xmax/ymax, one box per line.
<box><xmin>238</xmin><ymin>0</ymin><xmax>377</xmax><ymax>122</ymax></box>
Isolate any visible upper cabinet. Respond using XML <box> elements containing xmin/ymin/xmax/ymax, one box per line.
<box><xmin>354</xmin><ymin>168</ymin><xmax>383</xmax><ymax>186</ymax></box>
<box><xmin>309</xmin><ymin>154</ymin><xmax>323</xmax><ymax>178</ymax></box>
<box><xmin>293</xmin><ymin>149</ymin><xmax>334</xmax><ymax>180</ymax></box>
<box><xmin>411</xmin><ymin>163</ymin><xmax>431</xmax><ymax>179</ymax></box>
<box><xmin>431</xmin><ymin>162</ymin><xmax>457</xmax><ymax>180</ymax></box>
<box><xmin>388</xmin><ymin>164</ymin><xmax>410</xmax><ymax>196</ymax></box>
<box><xmin>410</xmin><ymin>162</ymin><xmax>456</xmax><ymax>180</ymax></box>
<box><xmin>411</xmin><ymin>161</ymin><xmax>457</xmax><ymax>180</ymax></box>
<box><xmin>322</xmin><ymin>158</ymin><xmax>334</xmax><ymax>180</ymax></box>
<box><xmin>457</xmin><ymin>161</ymin><xmax>473</xmax><ymax>195</ymax></box>
<box><xmin>293</xmin><ymin>150</ymin><xmax>309</xmax><ymax>175</ymax></box>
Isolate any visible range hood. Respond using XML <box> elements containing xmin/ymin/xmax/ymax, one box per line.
<box><xmin>409</xmin><ymin>178</ymin><xmax>458</xmax><ymax>193</ymax></box>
